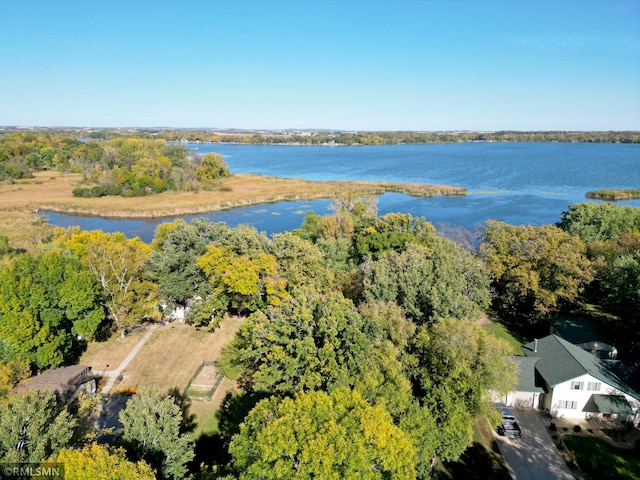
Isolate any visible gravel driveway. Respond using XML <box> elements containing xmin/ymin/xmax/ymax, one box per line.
<box><xmin>494</xmin><ymin>408</ymin><xmax>576</xmax><ymax>480</ymax></box>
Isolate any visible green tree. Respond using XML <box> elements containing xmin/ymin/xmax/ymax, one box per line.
<box><xmin>557</xmin><ymin>202</ymin><xmax>640</xmax><ymax>243</ymax></box>
<box><xmin>480</xmin><ymin>221</ymin><xmax>594</xmax><ymax>323</ymax></box>
<box><xmin>229</xmin><ymin>388</ymin><xmax>416</xmax><ymax>479</ymax></box>
<box><xmin>55</xmin><ymin>444</ymin><xmax>155</xmax><ymax>480</ymax></box>
<box><xmin>270</xmin><ymin>232</ymin><xmax>329</xmax><ymax>292</ymax></box>
<box><xmin>228</xmin><ymin>289</ymin><xmax>373</xmax><ymax>394</ymax></box>
<box><xmin>0</xmin><ymin>251</ymin><xmax>105</xmax><ymax>369</ymax></box>
<box><xmin>55</xmin><ymin>228</ymin><xmax>159</xmax><ymax>330</ymax></box>
<box><xmin>0</xmin><ymin>391</ymin><xmax>76</xmax><ymax>463</ymax></box>
<box><xmin>119</xmin><ymin>390</ymin><xmax>195</xmax><ymax>480</ymax></box>
<box><xmin>149</xmin><ymin>219</ymin><xmax>212</xmax><ymax>311</ymax></box>
<box><xmin>410</xmin><ymin>317</ymin><xmax>515</xmax><ymax>461</ymax></box>
<box><xmin>354</xmin><ymin>212</ymin><xmax>436</xmax><ymax>261</ymax></box>
<box><xmin>196</xmin><ymin>152</ymin><xmax>230</xmax><ymax>181</ymax></box>
<box><xmin>361</xmin><ymin>240</ymin><xmax>490</xmax><ymax>325</ymax></box>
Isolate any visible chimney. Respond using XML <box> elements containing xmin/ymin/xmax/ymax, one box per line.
<box><xmin>534</xmin><ymin>338</ymin><xmax>538</xmax><ymax>352</ymax></box>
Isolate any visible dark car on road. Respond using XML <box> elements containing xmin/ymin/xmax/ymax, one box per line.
<box><xmin>496</xmin><ymin>403</ymin><xmax>522</xmax><ymax>438</ymax></box>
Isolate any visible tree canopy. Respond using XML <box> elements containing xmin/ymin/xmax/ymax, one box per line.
<box><xmin>481</xmin><ymin>221</ymin><xmax>594</xmax><ymax>323</ymax></box>
<box><xmin>361</xmin><ymin>240</ymin><xmax>490</xmax><ymax>324</ymax></box>
<box><xmin>54</xmin><ymin>228</ymin><xmax>158</xmax><ymax>330</ymax></box>
<box><xmin>0</xmin><ymin>390</ymin><xmax>75</xmax><ymax>463</ymax></box>
<box><xmin>557</xmin><ymin>202</ymin><xmax>640</xmax><ymax>243</ymax></box>
<box><xmin>228</xmin><ymin>289</ymin><xmax>373</xmax><ymax>394</ymax></box>
<box><xmin>119</xmin><ymin>390</ymin><xmax>195</xmax><ymax>480</ymax></box>
<box><xmin>229</xmin><ymin>388</ymin><xmax>417</xmax><ymax>479</ymax></box>
<box><xmin>0</xmin><ymin>251</ymin><xmax>105</xmax><ymax>369</ymax></box>
<box><xmin>55</xmin><ymin>444</ymin><xmax>156</xmax><ymax>480</ymax></box>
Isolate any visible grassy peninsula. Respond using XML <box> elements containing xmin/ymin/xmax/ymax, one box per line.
<box><xmin>0</xmin><ymin>171</ymin><xmax>466</xmax><ymax>250</ymax></box>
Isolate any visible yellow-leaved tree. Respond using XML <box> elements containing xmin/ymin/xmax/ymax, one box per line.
<box><xmin>54</xmin><ymin>228</ymin><xmax>160</xmax><ymax>330</ymax></box>
<box><xmin>54</xmin><ymin>444</ymin><xmax>155</xmax><ymax>480</ymax></box>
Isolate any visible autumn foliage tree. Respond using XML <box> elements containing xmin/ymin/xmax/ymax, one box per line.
<box><xmin>480</xmin><ymin>221</ymin><xmax>594</xmax><ymax>323</ymax></box>
<box><xmin>229</xmin><ymin>388</ymin><xmax>417</xmax><ymax>479</ymax></box>
<box><xmin>54</xmin><ymin>228</ymin><xmax>159</xmax><ymax>330</ymax></box>
<box><xmin>198</xmin><ymin>244</ymin><xmax>288</xmax><ymax>315</ymax></box>
<box><xmin>54</xmin><ymin>444</ymin><xmax>156</xmax><ymax>480</ymax></box>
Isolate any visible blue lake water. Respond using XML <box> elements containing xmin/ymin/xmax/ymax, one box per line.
<box><xmin>42</xmin><ymin>142</ymin><xmax>640</xmax><ymax>242</ymax></box>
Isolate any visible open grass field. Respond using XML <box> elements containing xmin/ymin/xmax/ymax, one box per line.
<box><xmin>118</xmin><ymin>317</ymin><xmax>244</xmax><ymax>392</ymax></box>
<box><xmin>80</xmin><ymin>329</ymin><xmax>147</xmax><ymax>374</ymax></box>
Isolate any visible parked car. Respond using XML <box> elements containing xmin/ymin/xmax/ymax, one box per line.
<box><xmin>498</xmin><ymin>421</ymin><xmax>522</xmax><ymax>438</ymax></box>
<box><xmin>495</xmin><ymin>403</ymin><xmax>522</xmax><ymax>438</ymax></box>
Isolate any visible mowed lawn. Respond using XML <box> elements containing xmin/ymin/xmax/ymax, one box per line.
<box><xmin>80</xmin><ymin>329</ymin><xmax>147</xmax><ymax>374</ymax></box>
<box><xmin>123</xmin><ymin>317</ymin><xmax>244</xmax><ymax>392</ymax></box>
<box><xmin>80</xmin><ymin>316</ymin><xmax>244</xmax><ymax>392</ymax></box>
<box><xmin>563</xmin><ymin>436</ymin><xmax>640</xmax><ymax>480</ymax></box>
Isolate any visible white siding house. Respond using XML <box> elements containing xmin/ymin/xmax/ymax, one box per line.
<box><xmin>507</xmin><ymin>335</ymin><xmax>640</xmax><ymax>425</ymax></box>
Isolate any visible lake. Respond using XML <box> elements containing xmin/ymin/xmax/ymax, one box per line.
<box><xmin>42</xmin><ymin>142</ymin><xmax>640</xmax><ymax>242</ymax></box>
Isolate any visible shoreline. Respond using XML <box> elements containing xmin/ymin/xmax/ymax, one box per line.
<box><xmin>1</xmin><ymin>171</ymin><xmax>467</xmax><ymax>219</ymax></box>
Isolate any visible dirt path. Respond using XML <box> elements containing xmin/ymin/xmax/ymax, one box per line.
<box><xmin>100</xmin><ymin>324</ymin><xmax>158</xmax><ymax>394</ymax></box>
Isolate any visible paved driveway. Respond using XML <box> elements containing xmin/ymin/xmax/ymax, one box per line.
<box><xmin>494</xmin><ymin>409</ymin><xmax>575</xmax><ymax>480</ymax></box>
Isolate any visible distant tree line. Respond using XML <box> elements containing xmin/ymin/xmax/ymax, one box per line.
<box><xmin>151</xmin><ymin>129</ymin><xmax>640</xmax><ymax>145</ymax></box>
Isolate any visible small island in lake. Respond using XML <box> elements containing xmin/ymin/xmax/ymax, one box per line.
<box><xmin>586</xmin><ymin>189</ymin><xmax>640</xmax><ymax>201</ymax></box>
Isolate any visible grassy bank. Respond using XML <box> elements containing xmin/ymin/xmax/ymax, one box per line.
<box><xmin>0</xmin><ymin>171</ymin><xmax>465</xmax><ymax>249</ymax></box>
<box><xmin>1</xmin><ymin>171</ymin><xmax>466</xmax><ymax>218</ymax></box>
<box><xmin>586</xmin><ymin>189</ymin><xmax>640</xmax><ymax>201</ymax></box>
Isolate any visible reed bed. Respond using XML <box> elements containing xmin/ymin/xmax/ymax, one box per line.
<box><xmin>1</xmin><ymin>172</ymin><xmax>467</xmax><ymax>219</ymax></box>
<box><xmin>586</xmin><ymin>189</ymin><xmax>640</xmax><ymax>201</ymax></box>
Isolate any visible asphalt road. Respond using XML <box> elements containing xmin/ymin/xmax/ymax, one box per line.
<box><xmin>494</xmin><ymin>408</ymin><xmax>576</xmax><ymax>480</ymax></box>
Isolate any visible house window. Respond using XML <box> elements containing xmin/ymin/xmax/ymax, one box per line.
<box><xmin>587</xmin><ymin>382</ymin><xmax>601</xmax><ymax>391</ymax></box>
<box><xmin>570</xmin><ymin>381</ymin><xmax>583</xmax><ymax>390</ymax></box>
<box><xmin>558</xmin><ymin>400</ymin><xmax>578</xmax><ymax>409</ymax></box>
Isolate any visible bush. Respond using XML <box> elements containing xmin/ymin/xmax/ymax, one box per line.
<box><xmin>574</xmin><ymin>425</ymin><xmax>582</xmax><ymax>433</ymax></box>
<box><xmin>549</xmin><ymin>422</ymin><xmax>557</xmax><ymax>431</ymax></box>
<box><xmin>72</xmin><ymin>187</ymin><xmax>92</xmax><ymax>197</ymax></box>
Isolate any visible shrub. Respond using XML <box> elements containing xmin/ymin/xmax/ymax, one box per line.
<box><xmin>574</xmin><ymin>425</ymin><xmax>582</xmax><ymax>432</ymax></box>
<box><xmin>73</xmin><ymin>187</ymin><xmax>92</xmax><ymax>197</ymax></box>
<box><xmin>549</xmin><ymin>422</ymin><xmax>557</xmax><ymax>431</ymax></box>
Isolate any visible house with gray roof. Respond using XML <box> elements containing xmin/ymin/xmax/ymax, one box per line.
<box><xmin>15</xmin><ymin>365</ymin><xmax>96</xmax><ymax>404</ymax></box>
<box><xmin>505</xmin><ymin>335</ymin><xmax>640</xmax><ymax>425</ymax></box>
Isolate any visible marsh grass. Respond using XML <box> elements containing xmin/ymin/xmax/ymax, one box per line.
<box><xmin>0</xmin><ymin>211</ymin><xmax>55</xmax><ymax>251</ymax></box>
<box><xmin>0</xmin><ymin>171</ymin><xmax>466</xmax><ymax>250</ymax></box>
<box><xmin>2</xmin><ymin>171</ymin><xmax>466</xmax><ymax>217</ymax></box>
<box><xmin>587</xmin><ymin>189</ymin><xmax>640</xmax><ymax>201</ymax></box>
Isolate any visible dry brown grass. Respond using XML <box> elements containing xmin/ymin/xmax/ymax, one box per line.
<box><xmin>119</xmin><ymin>317</ymin><xmax>244</xmax><ymax>392</ymax></box>
<box><xmin>0</xmin><ymin>211</ymin><xmax>55</xmax><ymax>252</ymax></box>
<box><xmin>1</xmin><ymin>171</ymin><xmax>466</xmax><ymax>218</ymax></box>
<box><xmin>0</xmin><ymin>171</ymin><xmax>466</xmax><ymax>250</ymax></box>
<box><xmin>79</xmin><ymin>329</ymin><xmax>147</xmax><ymax>373</ymax></box>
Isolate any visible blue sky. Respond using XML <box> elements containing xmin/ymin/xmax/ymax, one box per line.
<box><xmin>1</xmin><ymin>0</ymin><xmax>639</xmax><ymax>131</ymax></box>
